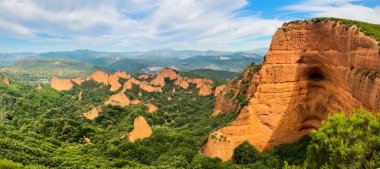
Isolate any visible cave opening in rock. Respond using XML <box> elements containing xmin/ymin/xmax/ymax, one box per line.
<box><xmin>309</xmin><ymin>72</ymin><xmax>324</xmax><ymax>81</ymax></box>
<box><xmin>308</xmin><ymin>67</ymin><xmax>325</xmax><ymax>81</ymax></box>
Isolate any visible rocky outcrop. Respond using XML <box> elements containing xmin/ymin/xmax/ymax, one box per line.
<box><xmin>127</xmin><ymin>116</ymin><xmax>153</xmax><ymax>142</ymax></box>
<box><xmin>90</xmin><ymin>71</ymin><xmax>109</xmax><ymax>84</ymax></box>
<box><xmin>72</xmin><ymin>78</ymin><xmax>86</xmax><ymax>85</ymax></box>
<box><xmin>214</xmin><ymin>85</ymin><xmax>227</xmax><ymax>97</ymax></box>
<box><xmin>37</xmin><ymin>84</ymin><xmax>43</xmax><ymax>91</ymax></box>
<box><xmin>84</xmin><ymin>136</ymin><xmax>92</xmax><ymax>144</ymax></box>
<box><xmin>187</xmin><ymin>78</ymin><xmax>213</xmax><ymax>88</ymax></box>
<box><xmin>203</xmin><ymin>20</ymin><xmax>380</xmax><ymax>161</ymax></box>
<box><xmin>199</xmin><ymin>85</ymin><xmax>213</xmax><ymax>96</ymax></box>
<box><xmin>81</xmin><ymin>107</ymin><xmax>102</xmax><ymax>120</ymax></box>
<box><xmin>115</xmin><ymin>71</ymin><xmax>131</xmax><ymax>79</ymax></box>
<box><xmin>122</xmin><ymin>80</ymin><xmax>133</xmax><ymax>92</ymax></box>
<box><xmin>213</xmin><ymin>88</ymin><xmax>242</xmax><ymax>115</ymax></box>
<box><xmin>105</xmin><ymin>92</ymin><xmax>130</xmax><ymax>107</ymax></box>
<box><xmin>2</xmin><ymin>76</ymin><xmax>10</xmax><ymax>85</ymax></box>
<box><xmin>51</xmin><ymin>77</ymin><xmax>73</xmax><ymax>91</ymax></box>
<box><xmin>145</xmin><ymin>103</ymin><xmax>158</xmax><ymax>113</ymax></box>
<box><xmin>140</xmin><ymin>83</ymin><xmax>162</xmax><ymax>93</ymax></box>
<box><xmin>212</xmin><ymin>65</ymin><xmax>260</xmax><ymax>115</ymax></box>
<box><xmin>150</xmin><ymin>74</ymin><xmax>165</xmax><ymax>86</ymax></box>
<box><xmin>90</xmin><ymin>71</ymin><xmax>122</xmax><ymax>91</ymax></box>
<box><xmin>130</xmin><ymin>77</ymin><xmax>142</xmax><ymax>85</ymax></box>
<box><xmin>78</xmin><ymin>90</ymin><xmax>82</xmax><ymax>100</ymax></box>
<box><xmin>131</xmin><ymin>99</ymin><xmax>141</xmax><ymax>105</ymax></box>
<box><xmin>138</xmin><ymin>74</ymin><xmax>150</xmax><ymax>79</ymax></box>
<box><xmin>161</xmin><ymin>68</ymin><xmax>179</xmax><ymax>80</ymax></box>
<box><xmin>174</xmin><ymin>77</ymin><xmax>189</xmax><ymax>89</ymax></box>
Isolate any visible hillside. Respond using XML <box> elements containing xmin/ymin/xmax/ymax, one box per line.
<box><xmin>0</xmin><ymin>69</ymin><xmax>240</xmax><ymax>168</ymax></box>
<box><xmin>0</xmin><ymin>58</ymin><xmax>105</xmax><ymax>83</ymax></box>
<box><xmin>188</xmin><ymin>69</ymin><xmax>240</xmax><ymax>81</ymax></box>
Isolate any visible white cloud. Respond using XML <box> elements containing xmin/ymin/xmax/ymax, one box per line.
<box><xmin>283</xmin><ymin>0</ymin><xmax>380</xmax><ymax>24</ymax></box>
<box><xmin>0</xmin><ymin>0</ymin><xmax>283</xmax><ymax>52</ymax></box>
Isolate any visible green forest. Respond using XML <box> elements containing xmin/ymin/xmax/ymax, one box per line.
<box><xmin>0</xmin><ymin>76</ymin><xmax>379</xmax><ymax>168</ymax></box>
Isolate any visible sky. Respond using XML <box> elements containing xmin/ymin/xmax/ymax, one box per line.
<box><xmin>0</xmin><ymin>0</ymin><xmax>379</xmax><ymax>53</ymax></box>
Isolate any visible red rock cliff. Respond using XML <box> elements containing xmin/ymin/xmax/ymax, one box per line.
<box><xmin>203</xmin><ymin>20</ymin><xmax>380</xmax><ymax>161</ymax></box>
<box><xmin>213</xmin><ymin>65</ymin><xmax>260</xmax><ymax>115</ymax></box>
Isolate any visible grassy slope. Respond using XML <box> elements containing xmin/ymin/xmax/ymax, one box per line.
<box><xmin>286</xmin><ymin>17</ymin><xmax>380</xmax><ymax>45</ymax></box>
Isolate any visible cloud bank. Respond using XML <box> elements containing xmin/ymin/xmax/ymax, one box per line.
<box><xmin>0</xmin><ymin>0</ymin><xmax>282</xmax><ymax>52</ymax></box>
<box><xmin>0</xmin><ymin>0</ymin><xmax>378</xmax><ymax>52</ymax></box>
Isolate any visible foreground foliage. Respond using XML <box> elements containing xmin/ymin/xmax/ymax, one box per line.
<box><xmin>306</xmin><ymin>109</ymin><xmax>380</xmax><ymax>169</ymax></box>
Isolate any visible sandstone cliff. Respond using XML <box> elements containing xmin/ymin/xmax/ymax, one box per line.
<box><xmin>213</xmin><ymin>65</ymin><xmax>260</xmax><ymax>115</ymax></box>
<box><xmin>127</xmin><ymin>116</ymin><xmax>153</xmax><ymax>142</ymax></box>
<box><xmin>203</xmin><ymin>19</ymin><xmax>380</xmax><ymax>161</ymax></box>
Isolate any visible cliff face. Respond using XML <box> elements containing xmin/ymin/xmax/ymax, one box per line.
<box><xmin>203</xmin><ymin>20</ymin><xmax>380</xmax><ymax>161</ymax></box>
<box><xmin>90</xmin><ymin>71</ymin><xmax>122</xmax><ymax>91</ymax></box>
<box><xmin>213</xmin><ymin>65</ymin><xmax>260</xmax><ymax>115</ymax></box>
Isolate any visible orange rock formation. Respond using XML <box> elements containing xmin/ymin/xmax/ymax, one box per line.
<box><xmin>82</xmin><ymin>107</ymin><xmax>102</xmax><ymax>120</ymax></box>
<box><xmin>127</xmin><ymin>116</ymin><xmax>153</xmax><ymax>142</ymax></box>
<box><xmin>174</xmin><ymin>77</ymin><xmax>189</xmax><ymax>89</ymax></box>
<box><xmin>90</xmin><ymin>71</ymin><xmax>122</xmax><ymax>91</ymax></box>
<box><xmin>138</xmin><ymin>74</ymin><xmax>150</xmax><ymax>79</ymax></box>
<box><xmin>131</xmin><ymin>99</ymin><xmax>141</xmax><ymax>105</ymax></box>
<box><xmin>51</xmin><ymin>77</ymin><xmax>74</xmax><ymax>91</ymax></box>
<box><xmin>150</xmin><ymin>74</ymin><xmax>165</xmax><ymax>86</ymax></box>
<box><xmin>203</xmin><ymin>20</ymin><xmax>380</xmax><ymax>161</ymax></box>
<box><xmin>140</xmin><ymin>83</ymin><xmax>162</xmax><ymax>93</ymax></box>
<box><xmin>37</xmin><ymin>84</ymin><xmax>43</xmax><ymax>91</ymax></box>
<box><xmin>161</xmin><ymin>68</ymin><xmax>179</xmax><ymax>80</ymax></box>
<box><xmin>213</xmin><ymin>66</ymin><xmax>260</xmax><ymax>115</ymax></box>
<box><xmin>199</xmin><ymin>85</ymin><xmax>213</xmax><ymax>96</ymax></box>
<box><xmin>72</xmin><ymin>78</ymin><xmax>86</xmax><ymax>85</ymax></box>
<box><xmin>105</xmin><ymin>92</ymin><xmax>130</xmax><ymax>107</ymax></box>
<box><xmin>122</xmin><ymin>80</ymin><xmax>133</xmax><ymax>92</ymax></box>
<box><xmin>2</xmin><ymin>76</ymin><xmax>10</xmax><ymax>85</ymax></box>
<box><xmin>145</xmin><ymin>103</ymin><xmax>158</xmax><ymax>113</ymax></box>
<box><xmin>115</xmin><ymin>71</ymin><xmax>131</xmax><ymax>79</ymax></box>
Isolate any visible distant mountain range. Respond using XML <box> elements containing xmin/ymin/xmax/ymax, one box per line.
<box><xmin>0</xmin><ymin>49</ymin><xmax>266</xmax><ymax>82</ymax></box>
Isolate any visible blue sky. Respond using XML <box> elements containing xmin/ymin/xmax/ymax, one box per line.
<box><xmin>0</xmin><ymin>0</ymin><xmax>379</xmax><ymax>53</ymax></box>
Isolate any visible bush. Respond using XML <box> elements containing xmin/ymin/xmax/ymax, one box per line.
<box><xmin>0</xmin><ymin>159</ymin><xmax>23</xmax><ymax>169</ymax></box>
<box><xmin>306</xmin><ymin>109</ymin><xmax>380</xmax><ymax>169</ymax></box>
<box><xmin>232</xmin><ymin>141</ymin><xmax>260</xmax><ymax>165</ymax></box>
